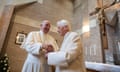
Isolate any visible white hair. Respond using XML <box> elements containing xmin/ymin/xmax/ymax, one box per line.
<box><xmin>57</xmin><ymin>19</ymin><xmax>71</xmax><ymax>30</ymax></box>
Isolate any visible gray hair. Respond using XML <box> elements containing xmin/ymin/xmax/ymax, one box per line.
<box><xmin>57</xmin><ymin>19</ymin><xmax>71</xmax><ymax>30</ymax></box>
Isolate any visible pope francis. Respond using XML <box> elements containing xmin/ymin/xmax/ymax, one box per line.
<box><xmin>20</xmin><ymin>20</ymin><xmax>58</xmax><ymax>72</ymax></box>
<box><xmin>47</xmin><ymin>19</ymin><xmax>86</xmax><ymax>72</ymax></box>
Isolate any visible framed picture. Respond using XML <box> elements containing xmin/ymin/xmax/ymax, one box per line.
<box><xmin>15</xmin><ymin>32</ymin><xmax>27</xmax><ymax>45</ymax></box>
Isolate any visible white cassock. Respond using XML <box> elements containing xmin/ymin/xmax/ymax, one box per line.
<box><xmin>47</xmin><ymin>32</ymin><xmax>86</xmax><ymax>72</ymax></box>
<box><xmin>20</xmin><ymin>31</ymin><xmax>58</xmax><ymax>72</ymax></box>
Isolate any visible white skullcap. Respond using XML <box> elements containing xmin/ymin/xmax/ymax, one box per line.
<box><xmin>57</xmin><ymin>19</ymin><xmax>69</xmax><ymax>27</ymax></box>
<box><xmin>57</xmin><ymin>19</ymin><xmax>71</xmax><ymax>30</ymax></box>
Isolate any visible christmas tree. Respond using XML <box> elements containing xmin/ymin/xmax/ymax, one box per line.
<box><xmin>0</xmin><ymin>54</ymin><xmax>10</xmax><ymax>72</ymax></box>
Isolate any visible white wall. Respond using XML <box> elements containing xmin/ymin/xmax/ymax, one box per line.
<box><xmin>0</xmin><ymin>0</ymin><xmax>43</xmax><ymax>19</ymax></box>
<box><xmin>6</xmin><ymin>0</ymin><xmax>37</xmax><ymax>5</ymax></box>
<box><xmin>0</xmin><ymin>0</ymin><xmax>6</xmax><ymax>17</ymax></box>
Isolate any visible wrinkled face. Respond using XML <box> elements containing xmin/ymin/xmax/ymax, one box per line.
<box><xmin>41</xmin><ymin>21</ymin><xmax>51</xmax><ymax>34</ymax></box>
<box><xmin>57</xmin><ymin>25</ymin><xmax>69</xmax><ymax>36</ymax></box>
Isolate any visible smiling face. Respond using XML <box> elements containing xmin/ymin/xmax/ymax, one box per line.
<box><xmin>40</xmin><ymin>20</ymin><xmax>51</xmax><ymax>34</ymax></box>
<box><xmin>57</xmin><ymin>19</ymin><xmax>70</xmax><ymax>36</ymax></box>
<box><xmin>57</xmin><ymin>25</ymin><xmax>69</xmax><ymax>36</ymax></box>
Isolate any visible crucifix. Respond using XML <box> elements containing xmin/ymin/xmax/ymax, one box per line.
<box><xmin>89</xmin><ymin>0</ymin><xmax>119</xmax><ymax>62</ymax></box>
<box><xmin>90</xmin><ymin>0</ymin><xmax>119</xmax><ymax>49</ymax></box>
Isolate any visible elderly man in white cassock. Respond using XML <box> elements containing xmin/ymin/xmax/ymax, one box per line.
<box><xmin>47</xmin><ymin>19</ymin><xmax>86</xmax><ymax>72</ymax></box>
<box><xmin>20</xmin><ymin>20</ymin><xmax>58</xmax><ymax>72</ymax></box>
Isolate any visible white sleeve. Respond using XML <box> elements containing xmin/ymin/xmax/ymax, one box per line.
<box><xmin>21</xmin><ymin>32</ymin><xmax>42</xmax><ymax>55</ymax></box>
<box><xmin>25</xmin><ymin>43</ymin><xmax>42</xmax><ymax>55</ymax></box>
<box><xmin>47</xmin><ymin>52</ymin><xmax>68</xmax><ymax>67</ymax></box>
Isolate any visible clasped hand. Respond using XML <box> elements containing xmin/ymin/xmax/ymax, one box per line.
<box><xmin>42</xmin><ymin>44</ymin><xmax>54</xmax><ymax>53</ymax></box>
<box><xmin>42</xmin><ymin>44</ymin><xmax>54</xmax><ymax>59</ymax></box>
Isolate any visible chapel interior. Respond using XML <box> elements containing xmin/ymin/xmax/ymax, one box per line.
<box><xmin>0</xmin><ymin>0</ymin><xmax>120</xmax><ymax>72</ymax></box>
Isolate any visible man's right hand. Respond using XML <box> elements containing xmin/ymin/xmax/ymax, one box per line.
<box><xmin>41</xmin><ymin>44</ymin><xmax>48</xmax><ymax>53</ymax></box>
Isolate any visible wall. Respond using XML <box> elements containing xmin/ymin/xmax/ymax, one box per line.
<box><xmin>15</xmin><ymin>0</ymin><xmax>73</xmax><ymax>27</ymax></box>
<box><xmin>72</xmin><ymin>0</ymin><xmax>84</xmax><ymax>31</ymax></box>
<box><xmin>73</xmin><ymin>0</ymin><xmax>103</xmax><ymax>62</ymax></box>
<box><xmin>6</xmin><ymin>23</ymin><xmax>39</xmax><ymax>72</ymax></box>
<box><xmin>6</xmin><ymin>0</ymin><xmax>37</xmax><ymax>5</ymax></box>
<box><xmin>0</xmin><ymin>0</ymin><xmax>6</xmax><ymax>18</ymax></box>
<box><xmin>113</xmin><ymin>10</ymin><xmax>120</xmax><ymax>65</ymax></box>
<box><xmin>0</xmin><ymin>0</ymin><xmax>39</xmax><ymax>19</ymax></box>
<box><xmin>83</xmin><ymin>17</ymin><xmax>103</xmax><ymax>62</ymax></box>
<box><xmin>87</xmin><ymin>0</ymin><xmax>103</xmax><ymax>62</ymax></box>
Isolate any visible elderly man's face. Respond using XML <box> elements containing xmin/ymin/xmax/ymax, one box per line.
<box><xmin>57</xmin><ymin>25</ymin><xmax>69</xmax><ymax>36</ymax></box>
<box><xmin>41</xmin><ymin>21</ymin><xmax>51</xmax><ymax>34</ymax></box>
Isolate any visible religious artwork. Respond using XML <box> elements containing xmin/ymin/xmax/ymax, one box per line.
<box><xmin>15</xmin><ymin>32</ymin><xmax>27</xmax><ymax>45</ymax></box>
<box><xmin>89</xmin><ymin>0</ymin><xmax>119</xmax><ymax>49</ymax></box>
